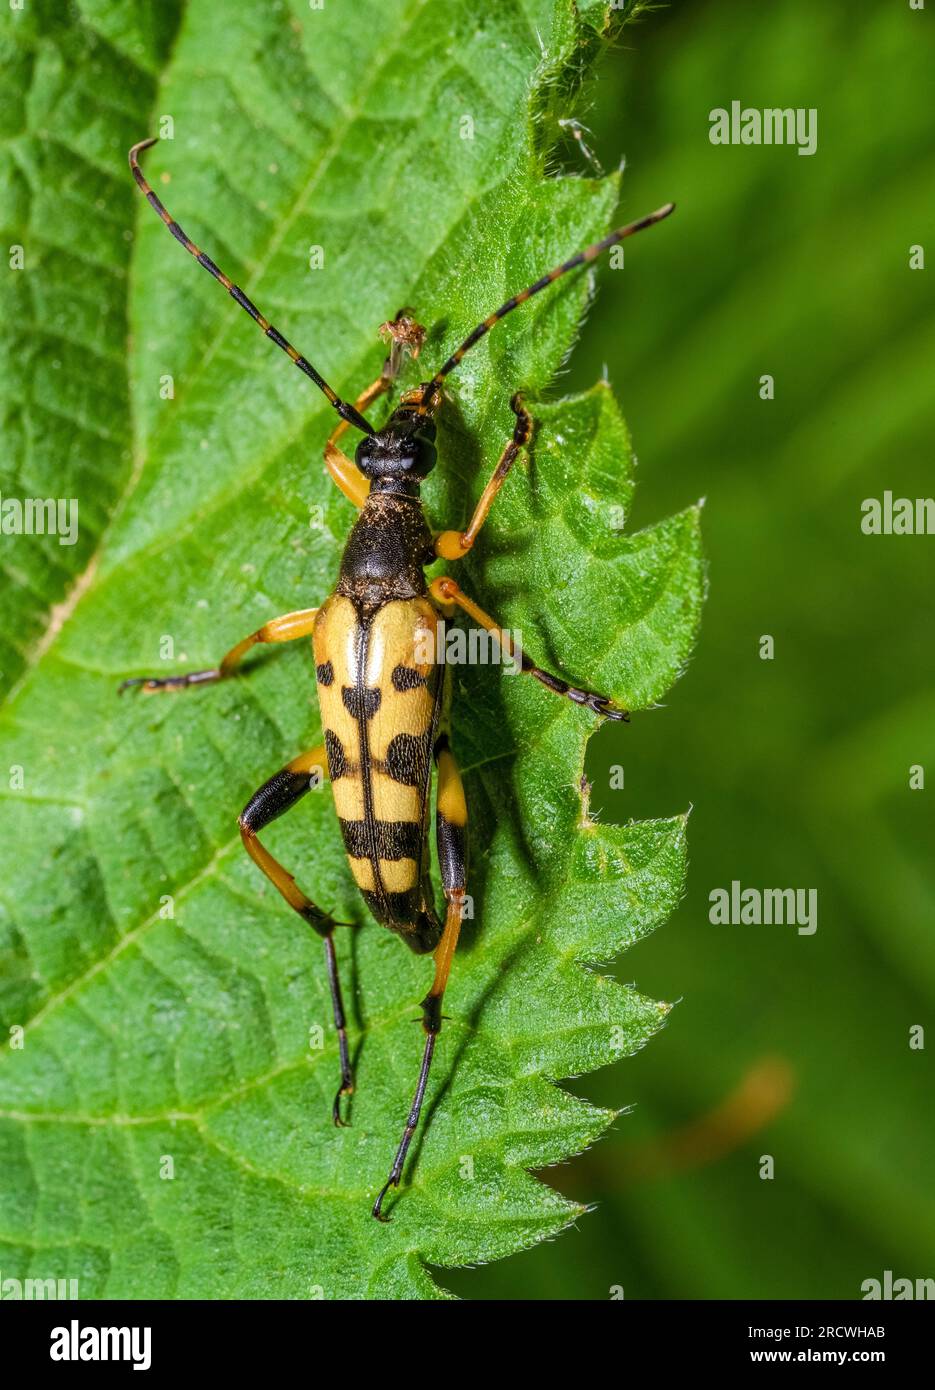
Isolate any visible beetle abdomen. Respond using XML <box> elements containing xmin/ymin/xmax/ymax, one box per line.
<box><xmin>313</xmin><ymin>594</ymin><xmax>443</xmax><ymax>947</ymax></box>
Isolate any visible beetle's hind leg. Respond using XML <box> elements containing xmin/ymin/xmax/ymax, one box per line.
<box><xmin>118</xmin><ymin>606</ymin><xmax>319</xmax><ymax>695</ymax></box>
<box><xmin>324</xmin><ymin>310</ymin><xmax>426</xmax><ymax>507</ymax></box>
<box><xmin>239</xmin><ymin>746</ymin><xmax>355</xmax><ymax>1126</ymax></box>
<box><xmin>373</xmin><ymin>732</ymin><xmax>468</xmax><ymax>1220</ymax></box>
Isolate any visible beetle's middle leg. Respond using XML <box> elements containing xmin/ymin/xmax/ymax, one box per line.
<box><xmin>429</xmin><ymin>576</ymin><xmax>629</xmax><ymax>721</ymax></box>
<box><xmin>434</xmin><ymin>392</ymin><xmax>532</xmax><ymax>560</ymax></box>
<box><xmin>372</xmin><ymin>732</ymin><xmax>468</xmax><ymax>1220</ymax></box>
<box><xmin>239</xmin><ymin>745</ymin><xmax>355</xmax><ymax>1126</ymax></box>
<box><xmin>324</xmin><ymin>310</ymin><xmax>426</xmax><ymax>507</ymax></box>
<box><xmin>119</xmin><ymin>606</ymin><xmax>320</xmax><ymax>695</ymax></box>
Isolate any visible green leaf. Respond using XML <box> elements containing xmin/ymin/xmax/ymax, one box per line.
<box><xmin>0</xmin><ymin>0</ymin><xmax>702</xmax><ymax>1298</ymax></box>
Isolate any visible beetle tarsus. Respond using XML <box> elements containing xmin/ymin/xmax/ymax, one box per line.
<box><xmin>118</xmin><ymin>670</ymin><xmax>220</xmax><ymax>694</ymax></box>
<box><xmin>332</xmin><ymin>1080</ymin><xmax>354</xmax><ymax>1128</ymax></box>
<box><xmin>372</xmin><ymin>1176</ymin><xmax>398</xmax><ymax>1222</ymax></box>
<box><xmin>587</xmin><ymin>693</ymin><xmax>629</xmax><ymax>721</ymax></box>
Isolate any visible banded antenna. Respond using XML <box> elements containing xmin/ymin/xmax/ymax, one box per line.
<box><xmin>129</xmin><ymin>139</ymin><xmax>374</xmax><ymax>434</ymax></box>
<box><xmin>427</xmin><ymin>202</ymin><xmax>675</xmax><ymax>389</ymax></box>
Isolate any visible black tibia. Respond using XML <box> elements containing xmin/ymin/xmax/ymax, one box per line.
<box><xmin>518</xmin><ymin>652</ymin><xmax>630</xmax><ymax>722</ymax></box>
<box><xmin>372</xmin><ymin>733</ymin><xmax>468</xmax><ymax>1220</ymax></box>
<box><xmin>511</xmin><ymin>393</ymin><xmax>532</xmax><ymax>447</ymax></box>
<box><xmin>118</xmin><ymin>668</ymin><xmax>222</xmax><ymax>695</ymax></box>
<box><xmin>238</xmin><ymin>752</ymin><xmax>354</xmax><ymax>1126</ymax></box>
<box><xmin>372</xmin><ymin>1033</ymin><xmax>437</xmax><ymax>1221</ymax></box>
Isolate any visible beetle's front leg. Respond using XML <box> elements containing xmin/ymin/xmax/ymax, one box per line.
<box><xmin>239</xmin><ymin>746</ymin><xmax>355</xmax><ymax>1126</ymax></box>
<box><xmin>118</xmin><ymin>606</ymin><xmax>319</xmax><ymax>694</ymax></box>
<box><xmin>435</xmin><ymin>392</ymin><xmax>532</xmax><ymax>560</ymax></box>
<box><xmin>372</xmin><ymin>731</ymin><xmax>468</xmax><ymax>1220</ymax></box>
<box><xmin>324</xmin><ymin>310</ymin><xmax>426</xmax><ymax>507</ymax></box>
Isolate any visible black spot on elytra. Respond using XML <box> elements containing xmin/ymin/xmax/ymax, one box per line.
<box><xmin>385</xmin><ymin>731</ymin><xmax>430</xmax><ymax>787</ymax></box>
<box><xmin>316</xmin><ymin>660</ymin><xmax>334</xmax><ymax>686</ymax></box>
<box><xmin>324</xmin><ymin>729</ymin><xmax>348</xmax><ymax>780</ymax></box>
<box><xmin>339</xmin><ymin>818</ymin><xmax>421</xmax><ymax>860</ymax></box>
<box><xmin>391</xmin><ymin>663</ymin><xmax>426</xmax><ymax>692</ymax></box>
<box><xmin>342</xmin><ymin>685</ymin><xmax>381</xmax><ymax>719</ymax></box>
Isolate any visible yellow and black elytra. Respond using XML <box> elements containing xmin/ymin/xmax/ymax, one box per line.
<box><xmin>120</xmin><ymin>137</ymin><xmax>674</xmax><ymax>1219</ymax></box>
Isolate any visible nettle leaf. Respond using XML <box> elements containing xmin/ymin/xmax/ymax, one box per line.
<box><xmin>0</xmin><ymin>0</ymin><xmax>702</xmax><ymax>1298</ymax></box>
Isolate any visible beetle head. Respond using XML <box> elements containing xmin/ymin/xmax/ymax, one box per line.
<box><xmin>354</xmin><ymin>394</ymin><xmax>437</xmax><ymax>481</ymax></box>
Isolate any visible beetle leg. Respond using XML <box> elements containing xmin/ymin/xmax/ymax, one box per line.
<box><xmin>239</xmin><ymin>746</ymin><xmax>355</xmax><ymax>1126</ymax></box>
<box><xmin>324</xmin><ymin>311</ymin><xmax>426</xmax><ymax>507</ymax></box>
<box><xmin>324</xmin><ymin>384</ymin><xmax>379</xmax><ymax>509</ymax></box>
<box><xmin>429</xmin><ymin>575</ymin><xmax>629</xmax><ymax>721</ymax></box>
<box><xmin>434</xmin><ymin>393</ymin><xmax>532</xmax><ymax>560</ymax></box>
<box><xmin>372</xmin><ymin>732</ymin><xmax>467</xmax><ymax>1220</ymax></box>
<box><xmin>118</xmin><ymin>606</ymin><xmax>319</xmax><ymax>694</ymax></box>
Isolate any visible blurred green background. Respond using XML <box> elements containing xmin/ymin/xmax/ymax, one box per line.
<box><xmin>446</xmin><ymin>0</ymin><xmax>935</xmax><ymax>1299</ymax></box>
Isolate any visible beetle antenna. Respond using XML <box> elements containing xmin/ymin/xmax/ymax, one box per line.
<box><xmin>427</xmin><ymin>202</ymin><xmax>675</xmax><ymax>388</ymax></box>
<box><xmin>129</xmin><ymin>139</ymin><xmax>374</xmax><ymax>435</ymax></box>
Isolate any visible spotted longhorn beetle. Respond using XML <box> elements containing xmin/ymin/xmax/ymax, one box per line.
<box><xmin>121</xmin><ymin>138</ymin><xmax>674</xmax><ymax>1219</ymax></box>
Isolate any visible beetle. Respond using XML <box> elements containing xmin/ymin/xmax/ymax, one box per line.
<box><xmin>120</xmin><ymin>137</ymin><xmax>674</xmax><ymax>1219</ymax></box>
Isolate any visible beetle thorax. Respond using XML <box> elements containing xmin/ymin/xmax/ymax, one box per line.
<box><xmin>337</xmin><ymin>490</ymin><xmax>435</xmax><ymax>611</ymax></box>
